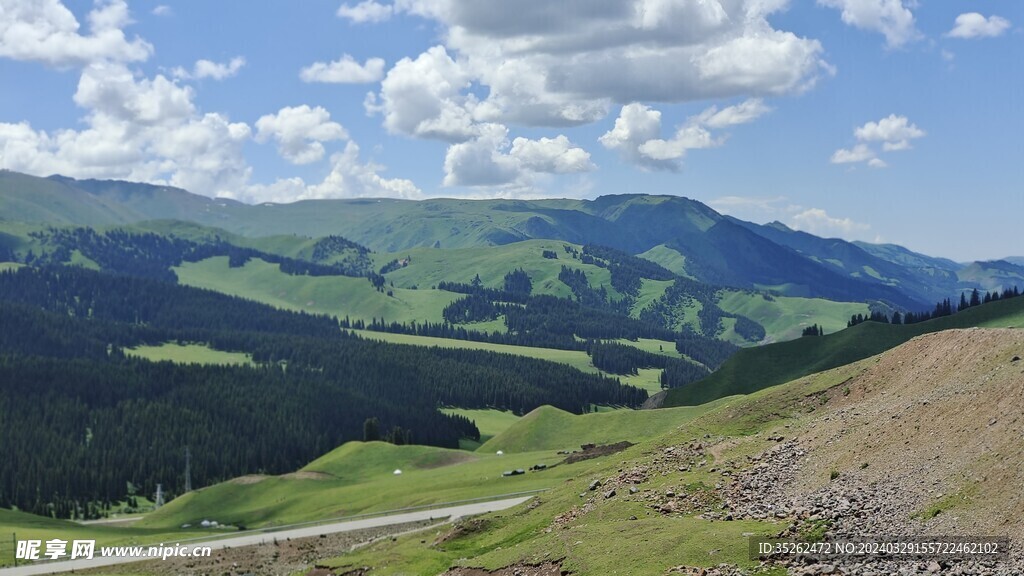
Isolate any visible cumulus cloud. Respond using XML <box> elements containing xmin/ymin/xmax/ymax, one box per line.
<box><xmin>509</xmin><ymin>135</ymin><xmax>595</xmax><ymax>174</ymax></box>
<box><xmin>244</xmin><ymin>142</ymin><xmax>421</xmax><ymax>202</ymax></box>
<box><xmin>600</xmin><ymin>99</ymin><xmax>769</xmax><ymax>170</ymax></box>
<box><xmin>372</xmin><ymin>46</ymin><xmax>477</xmax><ymax>142</ymax></box>
<box><xmin>151</xmin><ymin>5</ymin><xmax>171</xmax><ymax>17</ymax></box>
<box><xmin>173</xmin><ymin>57</ymin><xmax>246</xmax><ymax>81</ymax></box>
<box><xmin>337</xmin><ymin>0</ymin><xmax>393</xmax><ymax>23</ymax></box>
<box><xmin>831</xmin><ymin>114</ymin><xmax>924</xmax><ymax>167</ymax></box>
<box><xmin>0</xmin><ymin>62</ymin><xmax>252</xmax><ymax>196</ymax></box>
<box><xmin>300</xmin><ymin>55</ymin><xmax>386</xmax><ymax>84</ymax></box>
<box><xmin>369</xmin><ymin>0</ymin><xmax>824</xmax><ymax>132</ymax></box>
<box><xmin>255</xmin><ymin>105</ymin><xmax>348</xmax><ymax>165</ymax></box>
<box><xmin>947</xmin><ymin>13</ymin><xmax>1011</xmax><ymax>40</ymax></box>
<box><xmin>789</xmin><ymin>207</ymin><xmax>872</xmax><ymax>238</ymax></box>
<box><xmin>830</xmin><ymin>143</ymin><xmax>877</xmax><ymax>165</ymax></box>
<box><xmin>442</xmin><ymin>124</ymin><xmax>593</xmax><ymax>188</ymax></box>
<box><xmin>0</xmin><ymin>0</ymin><xmax>152</xmax><ymax>67</ymax></box>
<box><xmin>818</xmin><ymin>0</ymin><xmax>919</xmax><ymax>48</ymax></box>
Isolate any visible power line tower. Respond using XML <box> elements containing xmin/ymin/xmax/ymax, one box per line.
<box><xmin>184</xmin><ymin>447</ymin><xmax>192</xmax><ymax>493</ymax></box>
<box><xmin>154</xmin><ymin>484</ymin><xmax>164</xmax><ymax>508</ymax></box>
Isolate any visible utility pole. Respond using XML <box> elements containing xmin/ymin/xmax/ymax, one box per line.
<box><xmin>13</xmin><ymin>532</ymin><xmax>16</xmax><ymax>568</ymax></box>
<box><xmin>184</xmin><ymin>447</ymin><xmax>192</xmax><ymax>493</ymax></box>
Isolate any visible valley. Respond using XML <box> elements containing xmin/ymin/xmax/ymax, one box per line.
<box><xmin>1</xmin><ymin>172</ymin><xmax>1022</xmax><ymax>575</ymax></box>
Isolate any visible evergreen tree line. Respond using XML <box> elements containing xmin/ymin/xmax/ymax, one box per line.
<box><xmin>557</xmin><ymin>266</ymin><xmax>630</xmax><ymax>313</ymax></box>
<box><xmin>0</xmin><ymin>267</ymin><xmax>646</xmax><ymax>516</ymax></box>
<box><xmin>586</xmin><ymin>342</ymin><xmax>712</xmax><ymax>390</ymax></box>
<box><xmin>580</xmin><ymin>244</ymin><xmax>676</xmax><ymax>297</ymax></box>
<box><xmin>848</xmin><ymin>286</ymin><xmax>1021</xmax><ymax>327</ymax></box>
<box><xmin>23</xmin><ymin>227</ymin><xmax>373</xmax><ymax>282</ymax></box>
<box><xmin>639</xmin><ymin>277</ymin><xmax>766</xmax><ymax>342</ymax></box>
<box><xmin>802</xmin><ymin>324</ymin><xmax>825</xmax><ymax>337</ymax></box>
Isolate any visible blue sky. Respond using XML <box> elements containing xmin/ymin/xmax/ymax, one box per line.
<box><xmin>0</xmin><ymin>0</ymin><xmax>1021</xmax><ymax>261</ymax></box>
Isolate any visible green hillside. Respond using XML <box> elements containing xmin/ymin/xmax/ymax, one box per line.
<box><xmin>175</xmin><ymin>256</ymin><xmax>462</xmax><ymax>324</ymax></box>
<box><xmin>663</xmin><ymin>294</ymin><xmax>1024</xmax><ymax>407</ymax></box>
<box><xmin>140</xmin><ymin>444</ymin><xmax>571</xmax><ymax>531</ymax></box>
<box><xmin>716</xmin><ymin>291</ymin><xmax>868</xmax><ymax>343</ymax></box>
<box><xmin>378</xmin><ymin>239</ymin><xmax>619</xmax><ymax>300</ymax></box>
<box><xmin>479</xmin><ymin>402</ymin><xmax>728</xmax><ymax>453</ymax></box>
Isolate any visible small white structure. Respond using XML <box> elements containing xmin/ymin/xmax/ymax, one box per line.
<box><xmin>393</xmin><ymin>469</ymin><xmax>403</xmax><ymax>475</ymax></box>
<box><xmin>496</xmin><ymin>450</ymin><xmax>504</xmax><ymax>456</ymax></box>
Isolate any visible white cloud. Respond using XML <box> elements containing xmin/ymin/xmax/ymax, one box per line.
<box><xmin>789</xmin><ymin>207</ymin><xmax>871</xmax><ymax>238</ymax></box>
<box><xmin>830</xmin><ymin>143</ymin><xmax>876</xmax><ymax>164</ymax></box>
<box><xmin>300</xmin><ymin>55</ymin><xmax>386</xmax><ymax>84</ymax></box>
<box><xmin>831</xmin><ymin>114</ymin><xmax>924</xmax><ymax>167</ymax></box>
<box><xmin>373</xmin><ymin>46</ymin><xmax>477</xmax><ymax>142</ymax></box>
<box><xmin>818</xmin><ymin>0</ymin><xmax>919</xmax><ymax>48</ymax></box>
<box><xmin>151</xmin><ymin>5</ymin><xmax>171</xmax><ymax>17</ymax></box>
<box><xmin>372</xmin><ymin>0</ymin><xmax>824</xmax><ymax>133</ymax></box>
<box><xmin>443</xmin><ymin>124</ymin><xmax>593</xmax><ymax>188</ymax></box>
<box><xmin>0</xmin><ymin>62</ymin><xmax>252</xmax><ymax>196</ymax></box>
<box><xmin>853</xmin><ymin>114</ymin><xmax>925</xmax><ymax>150</ymax></box>
<box><xmin>509</xmin><ymin>135</ymin><xmax>594</xmax><ymax>174</ymax></box>
<box><xmin>243</xmin><ymin>141</ymin><xmax>421</xmax><ymax>202</ymax></box>
<box><xmin>255</xmin><ymin>105</ymin><xmax>348</xmax><ymax>165</ymax></box>
<box><xmin>337</xmin><ymin>0</ymin><xmax>393</xmax><ymax>23</ymax></box>
<box><xmin>709</xmin><ymin>196</ymin><xmax>874</xmax><ymax>241</ymax></box>
<box><xmin>600</xmin><ymin>99</ymin><xmax>768</xmax><ymax>170</ymax></box>
<box><xmin>173</xmin><ymin>57</ymin><xmax>246</xmax><ymax>81</ymax></box>
<box><xmin>947</xmin><ymin>13</ymin><xmax>1011</xmax><ymax>40</ymax></box>
<box><xmin>599</xmin><ymin>103</ymin><xmax>675</xmax><ymax>170</ymax></box>
<box><xmin>309</xmin><ymin>142</ymin><xmax>420</xmax><ymax>199</ymax></box>
<box><xmin>0</xmin><ymin>0</ymin><xmax>152</xmax><ymax>67</ymax></box>
<box><xmin>697</xmin><ymin>98</ymin><xmax>772</xmax><ymax>129</ymax></box>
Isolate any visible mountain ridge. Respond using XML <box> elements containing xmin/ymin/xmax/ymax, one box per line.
<box><xmin>0</xmin><ymin>170</ymin><xmax>1011</xmax><ymax>308</ymax></box>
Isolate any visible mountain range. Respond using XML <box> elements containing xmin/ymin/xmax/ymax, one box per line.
<box><xmin>3</xmin><ymin>170</ymin><xmax>1021</xmax><ymax>311</ymax></box>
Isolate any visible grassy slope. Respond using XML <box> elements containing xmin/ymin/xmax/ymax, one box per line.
<box><xmin>125</xmin><ymin>343</ymin><xmax>253</xmax><ymax>366</ymax></box>
<box><xmin>717</xmin><ymin>290</ymin><xmax>869</xmax><ymax>343</ymax></box>
<box><xmin>636</xmin><ymin>243</ymin><xmax>689</xmax><ymax>277</ymax></box>
<box><xmin>441</xmin><ymin>409</ymin><xmax>521</xmax><ymax>446</ymax></box>
<box><xmin>377</xmin><ymin>239</ymin><xmax>620</xmax><ymax>300</ymax></box>
<box><xmin>663</xmin><ymin>294</ymin><xmax>1024</xmax><ymax>407</ymax></box>
<box><xmin>478</xmin><ymin>402</ymin><xmax>729</xmax><ymax>454</ymax></box>
<box><xmin>175</xmin><ymin>257</ymin><xmax>461</xmax><ymax>324</ymax></box>
<box><xmin>138</xmin><ymin>445</ymin><xmax>573</xmax><ymax>531</ymax></box>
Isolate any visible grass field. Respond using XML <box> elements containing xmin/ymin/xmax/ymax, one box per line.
<box><xmin>175</xmin><ymin>257</ymin><xmax>462</xmax><ymax>324</ymax></box>
<box><xmin>125</xmin><ymin>343</ymin><xmax>253</xmax><ymax>366</ymax></box>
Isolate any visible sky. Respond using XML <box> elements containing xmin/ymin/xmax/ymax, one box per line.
<box><xmin>0</xmin><ymin>0</ymin><xmax>1021</xmax><ymax>261</ymax></box>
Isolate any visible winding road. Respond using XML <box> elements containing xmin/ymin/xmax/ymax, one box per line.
<box><xmin>0</xmin><ymin>496</ymin><xmax>533</xmax><ymax>575</ymax></box>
